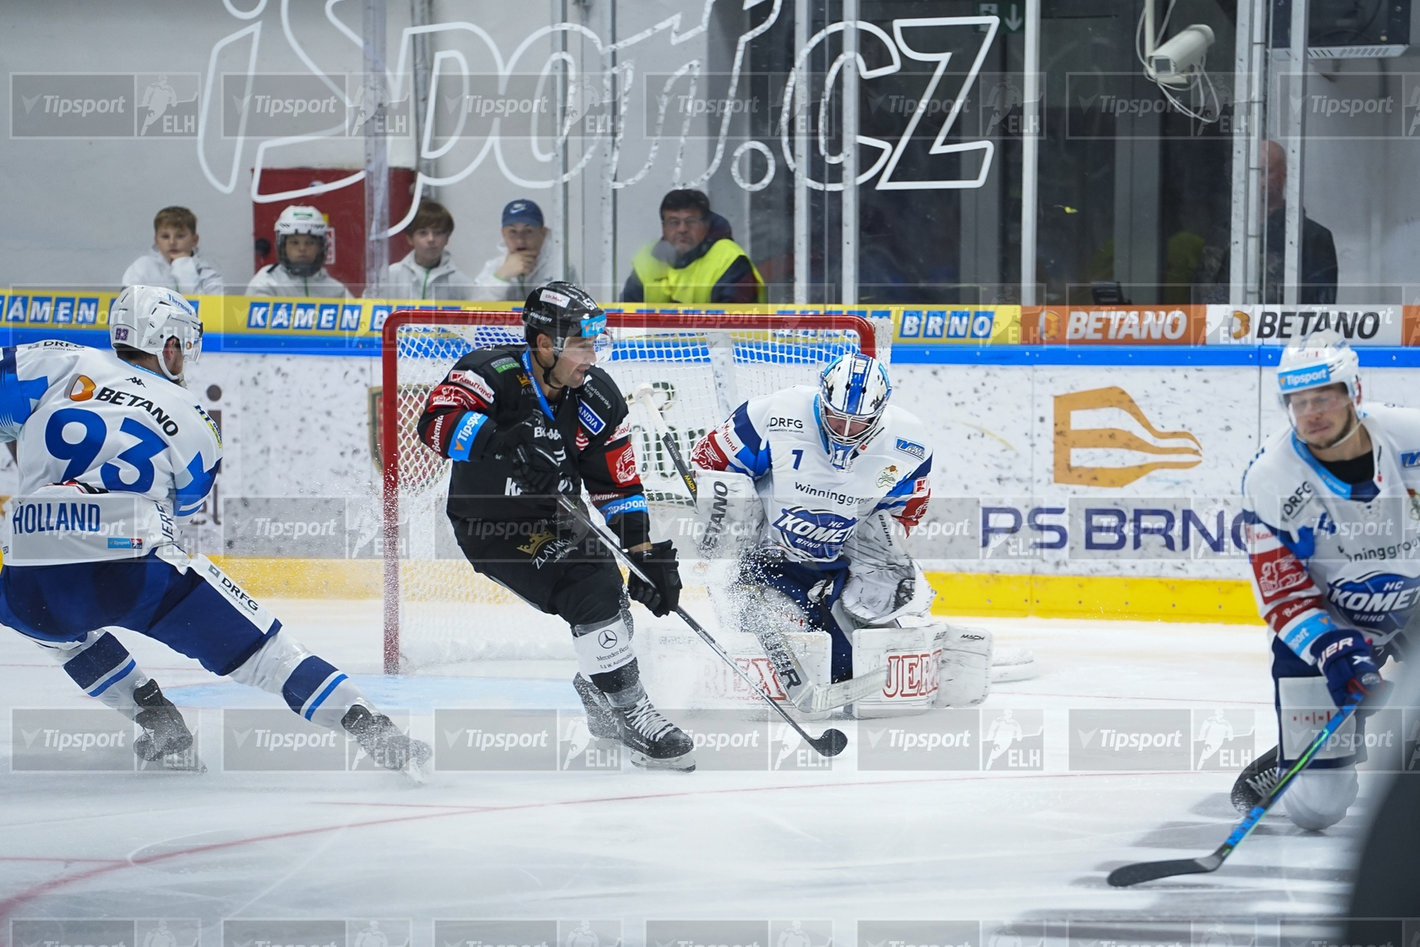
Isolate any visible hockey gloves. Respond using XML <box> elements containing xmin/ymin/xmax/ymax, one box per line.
<box><xmin>490</xmin><ymin>416</ymin><xmax>573</xmax><ymax>496</ymax></box>
<box><xmin>626</xmin><ymin>540</ymin><xmax>682</xmax><ymax>617</ymax></box>
<box><xmin>1313</xmin><ymin>629</ymin><xmax>1387</xmax><ymax>710</ymax></box>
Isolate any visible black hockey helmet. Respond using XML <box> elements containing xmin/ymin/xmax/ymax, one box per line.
<box><xmin>522</xmin><ymin>281</ymin><xmax>608</xmax><ymax>352</ymax></box>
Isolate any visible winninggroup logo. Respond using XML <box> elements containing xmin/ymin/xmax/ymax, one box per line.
<box><xmin>1053</xmin><ymin>387</ymin><xmax>1202</xmax><ymax>488</ymax></box>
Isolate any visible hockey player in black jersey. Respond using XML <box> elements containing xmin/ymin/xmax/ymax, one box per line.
<box><xmin>416</xmin><ymin>281</ymin><xmax>694</xmax><ymax>770</ymax></box>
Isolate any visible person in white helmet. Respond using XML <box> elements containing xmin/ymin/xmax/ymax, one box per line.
<box><xmin>1231</xmin><ymin>328</ymin><xmax>1409</xmax><ymax>830</ymax></box>
<box><xmin>689</xmin><ymin>352</ymin><xmax>991</xmax><ymax>718</ymax></box>
<box><xmin>245</xmin><ymin>205</ymin><xmax>350</xmax><ymax>298</ymax></box>
<box><xmin>0</xmin><ymin>286</ymin><xmax>427</xmax><ymax>775</ymax></box>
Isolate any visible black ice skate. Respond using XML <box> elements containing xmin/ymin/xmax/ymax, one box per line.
<box><xmin>572</xmin><ymin>674</ymin><xmax>620</xmax><ymax>741</ymax></box>
<box><xmin>1230</xmin><ymin>745</ymin><xmax>1280</xmax><ymax>812</ymax></box>
<box><xmin>132</xmin><ymin>679</ymin><xmax>200</xmax><ymax>770</ymax></box>
<box><xmin>610</xmin><ymin>694</ymin><xmax>695</xmax><ymax>772</ymax></box>
<box><xmin>342</xmin><ymin>705</ymin><xmax>432</xmax><ymax>775</ymax></box>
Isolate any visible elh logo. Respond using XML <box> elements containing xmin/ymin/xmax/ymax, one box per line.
<box><xmin>1053</xmin><ymin>387</ymin><xmax>1202</xmax><ymax>487</ymax></box>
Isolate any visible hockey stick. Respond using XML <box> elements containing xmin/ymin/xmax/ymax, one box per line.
<box><xmin>1106</xmin><ymin>692</ymin><xmax>1364</xmax><ymax>887</ymax></box>
<box><xmin>628</xmin><ymin>383</ymin><xmax>888</xmax><ymax>712</ymax></box>
<box><xmin>556</xmin><ymin>494</ymin><xmax>848</xmax><ymax>758</ymax></box>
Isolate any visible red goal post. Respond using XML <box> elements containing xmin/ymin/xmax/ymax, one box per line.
<box><xmin>380</xmin><ymin>309</ymin><xmax>884</xmax><ymax>674</ymax></box>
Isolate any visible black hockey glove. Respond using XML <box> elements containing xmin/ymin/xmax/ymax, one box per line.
<box><xmin>489</xmin><ymin>415</ymin><xmax>573</xmax><ymax>497</ymax></box>
<box><xmin>626</xmin><ymin>540</ymin><xmax>682</xmax><ymax>617</ymax></box>
<box><xmin>1313</xmin><ymin>629</ymin><xmax>1388</xmax><ymax>710</ymax></box>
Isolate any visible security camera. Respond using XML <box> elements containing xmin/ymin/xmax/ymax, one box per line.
<box><xmin>1147</xmin><ymin>24</ymin><xmax>1215</xmax><ymax>87</ymax></box>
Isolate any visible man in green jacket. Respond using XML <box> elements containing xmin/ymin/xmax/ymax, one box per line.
<box><xmin>622</xmin><ymin>189</ymin><xmax>765</xmax><ymax>304</ymax></box>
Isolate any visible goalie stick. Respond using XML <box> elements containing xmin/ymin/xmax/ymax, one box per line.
<box><xmin>629</xmin><ymin>383</ymin><xmax>888</xmax><ymax>713</ymax></box>
<box><xmin>556</xmin><ymin>495</ymin><xmax>848</xmax><ymax>758</ymax></box>
<box><xmin>1106</xmin><ymin>692</ymin><xmax>1364</xmax><ymax>887</ymax></box>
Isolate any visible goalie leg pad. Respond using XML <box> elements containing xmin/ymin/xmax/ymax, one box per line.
<box><xmin>937</xmin><ymin>624</ymin><xmax>993</xmax><ymax>708</ymax></box>
<box><xmin>692</xmin><ymin>469</ymin><xmax>764</xmax><ymax>562</ymax></box>
<box><xmin>849</xmin><ymin>623</ymin><xmax>940</xmax><ymax>718</ymax></box>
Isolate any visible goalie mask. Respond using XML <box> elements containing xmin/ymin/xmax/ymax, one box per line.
<box><xmin>1276</xmin><ymin>329</ymin><xmax>1362</xmax><ymax>443</ymax></box>
<box><xmin>109</xmin><ymin>285</ymin><xmax>203</xmax><ymax>384</ymax></box>
<box><xmin>522</xmin><ymin>281</ymin><xmax>610</xmax><ymax>369</ymax></box>
<box><xmin>817</xmin><ymin>353</ymin><xmax>891</xmax><ymax>470</ymax></box>
<box><xmin>274</xmin><ymin>205</ymin><xmax>328</xmax><ymax>278</ymax></box>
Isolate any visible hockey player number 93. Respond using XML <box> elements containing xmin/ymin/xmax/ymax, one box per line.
<box><xmin>46</xmin><ymin>409</ymin><xmax>167</xmax><ymax>493</ymax></box>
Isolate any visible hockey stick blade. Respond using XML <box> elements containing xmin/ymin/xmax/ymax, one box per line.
<box><xmin>1105</xmin><ymin>693</ymin><xmax>1363</xmax><ymax>887</ymax></box>
<box><xmin>558</xmin><ymin>495</ymin><xmax>848</xmax><ymax>758</ymax></box>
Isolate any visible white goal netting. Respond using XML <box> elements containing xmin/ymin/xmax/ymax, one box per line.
<box><xmin>380</xmin><ymin>310</ymin><xmax>886</xmax><ymax>673</ymax></box>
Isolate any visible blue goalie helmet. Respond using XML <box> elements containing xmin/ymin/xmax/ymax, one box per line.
<box><xmin>817</xmin><ymin>352</ymin><xmax>891</xmax><ymax>470</ymax></box>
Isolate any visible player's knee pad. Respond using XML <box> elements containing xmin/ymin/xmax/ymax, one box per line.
<box><xmin>1283</xmin><ymin>767</ymin><xmax>1358</xmax><ymax>831</ymax></box>
<box><xmin>936</xmin><ymin>623</ymin><xmax>993</xmax><ymax>708</ymax></box>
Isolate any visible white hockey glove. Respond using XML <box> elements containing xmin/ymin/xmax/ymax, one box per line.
<box><xmin>841</xmin><ymin>511</ymin><xmax>930</xmax><ymax>624</ymax></box>
<box><xmin>691</xmin><ymin>469</ymin><xmax>763</xmax><ymax>561</ymax></box>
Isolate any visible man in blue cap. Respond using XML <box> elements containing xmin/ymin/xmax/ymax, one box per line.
<box><xmin>473</xmin><ymin>198</ymin><xmax>577</xmax><ymax>301</ymax></box>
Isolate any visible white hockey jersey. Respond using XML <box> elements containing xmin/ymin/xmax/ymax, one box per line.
<box><xmin>1243</xmin><ymin>403</ymin><xmax>1420</xmax><ymax>661</ymax></box>
<box><xmin>690</xmin><ymin>386</ymin><xmax>932</xmax><ymax>566</ymax></box>
<box><xmin>0</xmin><ymin>341</ymin><xmax>222</xmax><ymax>564</ymax></box>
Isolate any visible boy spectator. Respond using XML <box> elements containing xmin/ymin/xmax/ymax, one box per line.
<box><xmin>121</xmin><ymin>206</ymin><xmax>224</xmax><ymax>295</ymax></box>
<box><xmin>622</xmin><ymin>189</ymin><xmax>764</xmax><ymax>304</ymax></box>
<box><xmin>473</xmin><ymin>199</ymin><xmax>575</xmax><ymax>301</ymax></box>
<box><xmin>246</xmin><ymin>205</ymin><xmax>350</xmax><ymax>298</ymax></box>
<box><xmin>366</xmin><ymin>200</ymin><xmax>476</xmax><ymax>300</ymax></box>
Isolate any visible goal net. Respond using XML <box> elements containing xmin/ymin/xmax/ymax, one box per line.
<box><xmin>380</xmin><ymin>310</ymin><xmax>885</xmax><ymax>674</ymax></box>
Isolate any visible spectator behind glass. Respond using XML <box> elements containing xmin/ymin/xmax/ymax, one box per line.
<box><xmin>121</xmin><ymin>206</ymin><xmax>224</xmax><ymax>295</ymax></box>
<box><xmin>245</xmin><ymin>205</ymin><xmax>350</xmax><ymax>298</ymax></box>
<box><xmin>1195</xmin><ymin>140</ymin><xmax>1338</xmax><ymax>304</ymax></box>
<box><xmin>622</xmin><ymin>189</ymin><xmax>765</xmax><ymax>304</ymax></box>
<box><xmin>472</xmin><ymin>199</ymin><xmax>576</xmax><ymax>301</ymax></box>
<box><xmin>366</xmin><ymin>200</ymin><xmax>476</xmax><ymax>301</ymax></box>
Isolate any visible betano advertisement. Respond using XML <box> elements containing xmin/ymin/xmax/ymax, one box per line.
<box><xmin>2</xmin><ymin>293</ymin><xmax>1418</xmax><ymax>622</ymax></box>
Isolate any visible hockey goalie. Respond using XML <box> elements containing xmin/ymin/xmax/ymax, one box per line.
<box><xmin>687</xmin><ymin>352</ymin><xmax>992</xmax><ymax>717</ymax></box>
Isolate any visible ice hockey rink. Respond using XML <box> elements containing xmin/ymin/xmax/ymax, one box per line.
<box><xmin>0</xmin><ymin>601</ymin><xmax>1381</xmax><ymax>945</ymax></box>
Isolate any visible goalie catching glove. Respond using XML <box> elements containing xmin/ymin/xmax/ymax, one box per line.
<box><xmin>626</xmin><ymin>540</ymin><xmax>682</xmax><ymax>617</ymax></box>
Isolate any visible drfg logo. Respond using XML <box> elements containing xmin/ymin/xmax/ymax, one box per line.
<box><xmin>1069</xmin><ymin>709</ymin><xmax>1191</xmax><ymax>771</ymax></box>
<box><xmin>12</xmin><ymin>708</ymin><xmax>137</xmax><ymax>772</ymax></box>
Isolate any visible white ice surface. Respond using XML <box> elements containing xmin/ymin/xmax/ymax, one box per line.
<box><xmin>0</xmin><ymin>602</ymin><xmax>1371</xmax><ymax>944</ymax></box>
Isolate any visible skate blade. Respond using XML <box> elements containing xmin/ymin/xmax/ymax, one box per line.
<box><xmin>629</xmin><ymin>750</ymin><xmax>696</xmax><ymax>772</ymax></box>
<box><xmin>141</xmin><ymin>749</ymin><xmax>207</xmax><ymax>773</ymax></box>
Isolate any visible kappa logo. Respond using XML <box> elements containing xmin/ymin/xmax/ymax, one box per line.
<box><xmin>1053</xmin><ymin>386</ymin><xmax>1202</xmax><ymax>488</ymax></box>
